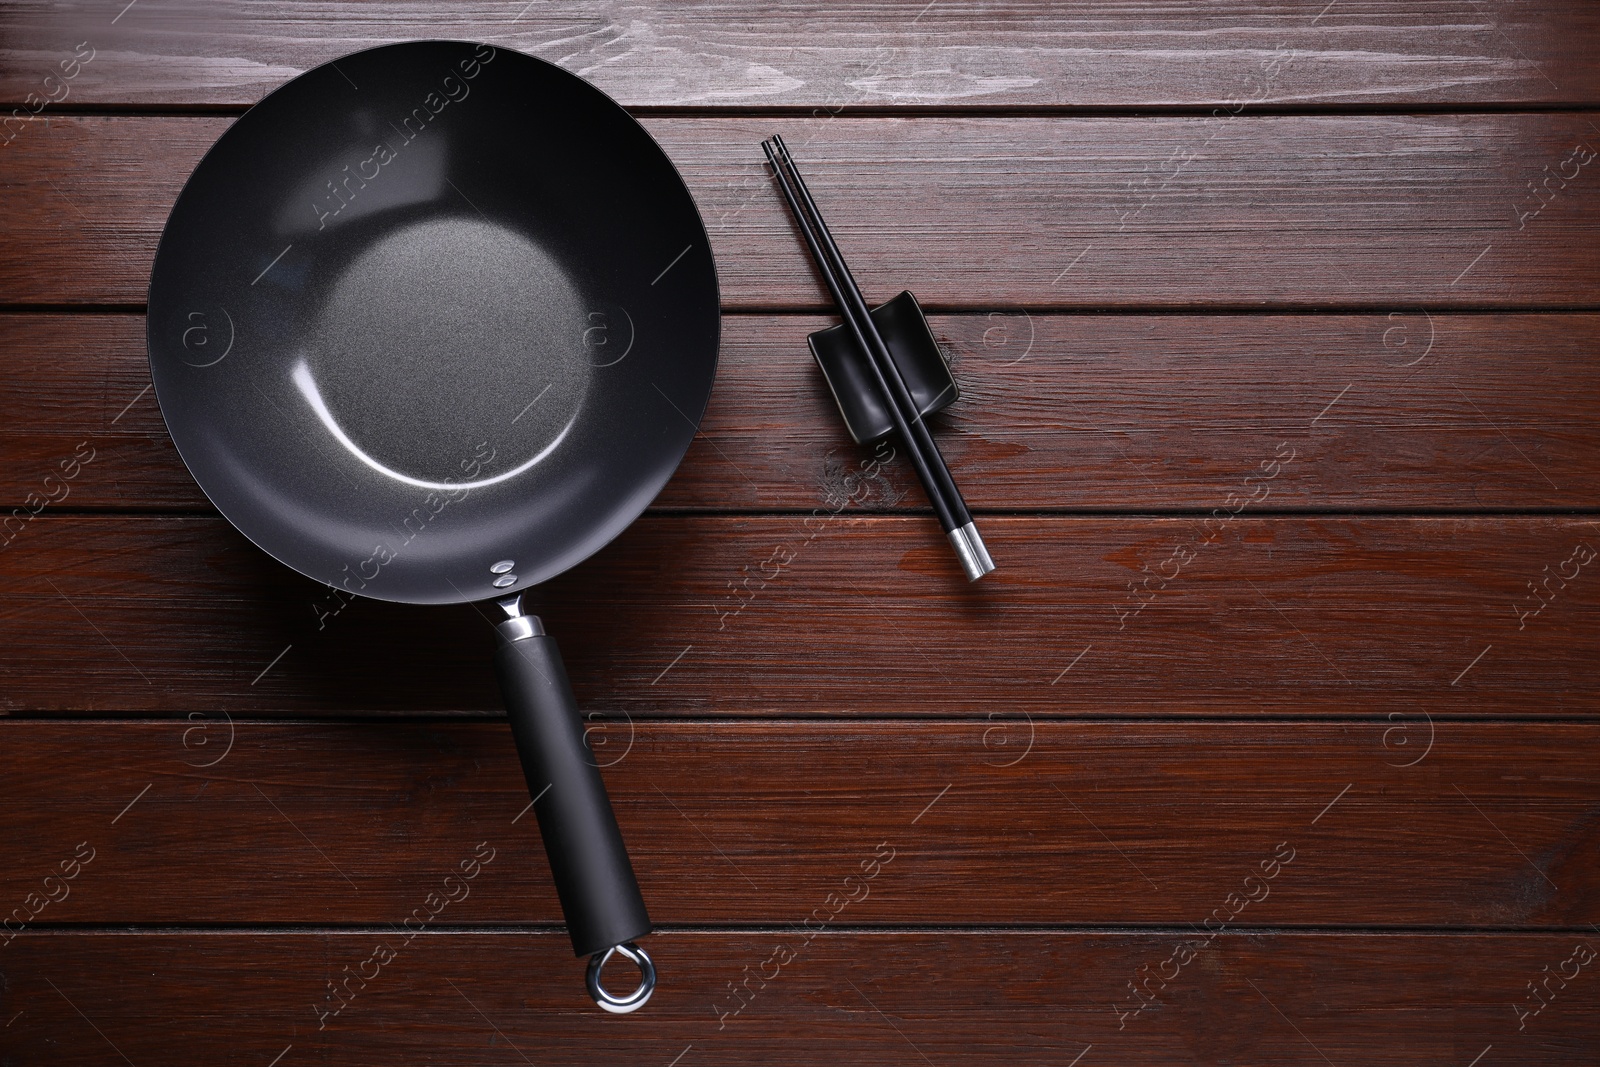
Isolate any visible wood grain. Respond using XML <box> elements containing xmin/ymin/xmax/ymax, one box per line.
<box><xmin>5</xmin><ymin>115</ymin><xmax>1600</xmax><ymax>308</ymax></box>
<box><xmin>3</xmin><ymin>931</ymin><xmax>1596</xmax><ymax>1065</ymax></box>
<box><xmin>3</xmin><ymin>310</ymin><xmax>1598</xmax><ymax>512</ymax></box>
<box><xmin>0</xmin><ymin>720</ymin><xmax>1592</xmax><ymax>926</ymax></box>
<box><xmin>4</xmin><ymin>1</ymin><xmax>1597</xmax><ymax>110</ymax></box>
<box><xmin>0</xmin><ymin>515</ymin><xmax>1592</xmax><ymax>715</ymax></box>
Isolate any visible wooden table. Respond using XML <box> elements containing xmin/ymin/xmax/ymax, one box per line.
<box><xmin>3</xmin><ymin>3</ymin><xmax>1598</xmax><ymax>1064</ymax></box>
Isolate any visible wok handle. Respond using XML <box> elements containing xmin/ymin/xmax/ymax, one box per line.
<box><xmin>493</xmin><ymin>596</ymin><xmax>654</xmax><ymax>1013</ymax></box>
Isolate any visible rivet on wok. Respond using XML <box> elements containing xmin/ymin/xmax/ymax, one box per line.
<box><xmin>492</xmin><ymin>574</ymin><xmax>518</xmax><ymax>588</ymax></box>
<box><xmin>490</xmin><ymin>560</ymin><xmax>515</xmax><ymax>574</ymax></box>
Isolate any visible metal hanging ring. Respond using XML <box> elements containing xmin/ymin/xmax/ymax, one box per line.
<box><xmin>585</xmin><ymin>941</ymin><xmax>656</xmax><ymax>1013</ymax></box>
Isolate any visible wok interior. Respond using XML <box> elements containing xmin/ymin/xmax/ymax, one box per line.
<box><xmin>303</xmin><ymin>215</ymin><xmax>592</xmax><ymax>488</ymax></box>
<box><xmin>148</xmin><ymin>42</ymin><xmax>719</xmax><ymax>604</ymax></box>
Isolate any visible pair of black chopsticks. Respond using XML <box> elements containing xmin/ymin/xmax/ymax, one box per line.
<box><xmin>761</xmin><ymin>134</ymin><xmax>995</xmax><ymax>581</ymax></box>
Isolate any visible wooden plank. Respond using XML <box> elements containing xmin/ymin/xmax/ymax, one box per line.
<box><xmin>3</xmin><ymin>1</ymin><xmax>1596</xmax><ymax>109</ymax></box>
<box><xmin>3</xmin><ymin>931</ymin><xmax>1595</xmax><ymax>1064</ymax></box>
<box><xmin>0</xmin><ymin>720</ymin><xmax>1593</xmax><ymax>926</ymax></box>
<box><xmin>3</xmin><ymin>310</ymin><xmax>1599</xmax><ymax>511</ymax></box>
<box><xmin>0</xmin><ymin>515</ymin><xmax>1593</xmax><ymax>714</ymax></box>
<box><xmin>5</xmin><ymin>115</ymin><xmax>1599</xmax><ymax>308</ymax></box>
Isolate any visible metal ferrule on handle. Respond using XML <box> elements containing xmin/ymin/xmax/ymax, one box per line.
<box><xmin>494</xmin><ymin>595</ymin><xmax>655</xmax><ymax>1013</ymax></box>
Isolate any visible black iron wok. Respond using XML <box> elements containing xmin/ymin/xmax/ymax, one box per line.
<box><xmin>147</xmin><ymin>40</ymin><xmax>720</xmax><ymax>1012</ymax></box>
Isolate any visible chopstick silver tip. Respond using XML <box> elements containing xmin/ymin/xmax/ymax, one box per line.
<box><xmin>948</xmin><ymin>522</ymin><xmax>996</xmax><ymax>581</ymax></box>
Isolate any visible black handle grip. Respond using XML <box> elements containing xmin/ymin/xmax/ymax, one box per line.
<box><xmin>495</xmin><ymin>628</ymin><xmax>651</xmax><ymax>959</ymax></box>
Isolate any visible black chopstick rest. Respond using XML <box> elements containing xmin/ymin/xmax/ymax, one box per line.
<box><xmin>808</xmin><ymin>290</ymin><xmax>958</xmax><ymax>444</ymax></box>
